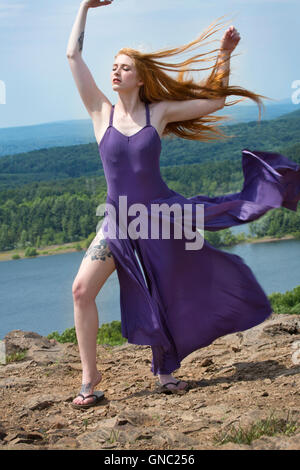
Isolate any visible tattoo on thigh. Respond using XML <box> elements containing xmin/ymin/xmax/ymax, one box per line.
<box><xmin>84</xmin><ymin>238</ymin><xmax>113</xmax><ymax>262</ymax></box>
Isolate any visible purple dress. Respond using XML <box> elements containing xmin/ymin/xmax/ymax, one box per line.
<box><xmin>98</xmin><ymin>101</ymin><xmax>300</xmax><ymax>376</ymax></box>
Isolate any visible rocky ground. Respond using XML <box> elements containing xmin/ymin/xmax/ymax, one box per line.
<box><xmin>0</xmin><ymin>313</ymin><xmax>300</xmax><ymax>450</ymax></box>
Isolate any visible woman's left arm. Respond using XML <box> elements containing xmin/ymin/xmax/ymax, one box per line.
<box><xmin>214</xmin><ymin>49</ymin><xmax>231</xmax><ymax>91</ymax></box>
<box><xmin>163</xmin><ymin>26</ymin><xmax>241</xmax><ymax>123</ymax></box>
<box><xmin>216</xmin><ymin>25</ymin><xmax>241</xmax><ymax>105</ymax></box>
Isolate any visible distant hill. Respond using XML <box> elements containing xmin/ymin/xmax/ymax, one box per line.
<box><xmin>0</xmin><ymin>120</ymin><xmax>93</xmax><ymax>158</ymax></box>
<box><xmin>0</xmin><ymin>106</ymin><xmax>299</xmax><ymax>190</ymax></box>
<box><xmin>0</xmin><ymin>105</ymin><xmax>299</xmax><ymax>251</ymax></box>
<box><xmin>0</xmin><ymin>100</ymin><xmax>299</xmax><ymax>158</ymax></box>
<box><xmin>214</xmin><ymin>99</ymin><xmax>300</xmax><ymax>125</ymax></box>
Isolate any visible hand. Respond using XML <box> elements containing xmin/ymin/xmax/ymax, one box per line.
<box><xmin>81</xmin><ymin>0</ymin><xmax>113</xmax><ymax>8</ymax></box>
<box><xmin>220</xmin><ymin>26</ymin><xmax>241</xmax><ymax>53</ymax></box>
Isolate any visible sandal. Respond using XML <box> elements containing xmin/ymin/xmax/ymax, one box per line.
<box><xmin>71</xmin><ymin>390</ymin><xmax>105</xmax><ymax>409</ymax></box>
<box><xmin>155</xmin><ymin>379</ymin><xmax>189</xmax><ymax>394</ymax></box>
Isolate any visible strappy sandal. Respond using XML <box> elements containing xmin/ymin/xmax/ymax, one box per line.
<box><xmin>71</xmin><ymin>390</ymin><xmax>105</xmax><ymax>409</ymax></box>
<box><xmin>155</xmin><ymin>379</ymin><xmax>189</xmax><ymax>394</ymax></box>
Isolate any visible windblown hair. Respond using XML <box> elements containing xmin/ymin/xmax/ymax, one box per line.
<box><xmin>115</xmin><ymin>15</ymin><xmax>273</xmax><ymax>142</ymax></box>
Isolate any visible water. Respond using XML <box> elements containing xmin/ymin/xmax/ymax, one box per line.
<box><xmin>0</xmin><ymin>237</ymin><xmax>299</xmax><ymax>340</ymax></box>
<box><xmin>0</xmin><ymin>251</ymin><xmax>120</xmax><ymax>340</ymax></box>
<box><xmin>220</xmin><ymin>238</ymin><xmax>300</xmax><ymax>295</ymax></box>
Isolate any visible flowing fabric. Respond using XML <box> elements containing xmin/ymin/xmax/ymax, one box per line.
<box><xmin>98</xmin><ymin>102</ymin><xmax>300</xmax><ymax>375</ymax></box>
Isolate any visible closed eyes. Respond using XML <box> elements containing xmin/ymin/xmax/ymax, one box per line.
<box><xmin>112</xmin><ymin>65</ymin><xmax>130</xmax><ymax>71</ymax></box>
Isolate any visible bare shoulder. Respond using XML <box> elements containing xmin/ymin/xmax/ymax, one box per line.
<box><xmin>92</xmin><ymin>99</ymin><xmax>113</xmax><ymax>124</ymax></box>
<box><xmin>92</xmin><ymin>100</ymin><xmax>113</xmax><ymax>146</ymax></box>
<box><xmin>148</xmin><ymin>101</ymin><xmax>169</xmax><ymax>136</ymax></box>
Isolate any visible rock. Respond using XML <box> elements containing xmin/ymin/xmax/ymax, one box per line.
<box><xmin>0</xmin><ymin>423</ymin><xmax>7</xmax><ymax>441</ymax></box>
<box><xmin>182</xmin><ymin>420</ymin><xmax>210</xmax><ymax>433</ymax></box>
<box><xmin>23</xmin><ymin>393</ymin><xmax>67</xmax><ymax>411</ymax></box>
<box><xmin>0</xmin><ymin>377</ymin><xmax>35</xmax><ymax>389</ymax></box>
<box><xmin>4</xmin><ymin>330</ymin><xmax>53</xmax><ymax>354</ymax></box>
<box><xmin>4</xmin><ymin>430</ymin><xmax>44</xmax><ymax>444</ymax></box>
<box><xmin>1</xmin><ymin>313</ymin><xmax>299</xmax><ymax>450</ymax></box>
<box><xmin>116</xmin><ymin>409</ymin><xmax>155</xmax><ymax>427</ymax></box>
<box><xmin>47</xmin><ymin>416</ymin><xmax>68</xmax><ymax>429</ymax></box>
<box><xmin>200</xmin><ymin>358</ymin><xmax>214</xmax><ymax>367</ymax></box>
<box><xmin>263</xmin><ymin>319</ymin><xmax>300</xmax><ymax>337</ymax></box>
<box><xmin>3</xmin><ymin>330</ymin><xmax>76</xmax><ymax>365</ymax></box>
<box><xmin>52</xmin><ymin>437</ymin><xmax>80</xmax><ymax>449</ymax></box>
<box><xmin>250</xmin><ymin>432</ymin><xmax>300</xmax><ymax>450</ymax></box>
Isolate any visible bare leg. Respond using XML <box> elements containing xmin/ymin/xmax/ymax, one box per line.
<box><xmin>72</xmin><ymin>225</ymin><xmax>116</xmax><ymax>405</ymax></box>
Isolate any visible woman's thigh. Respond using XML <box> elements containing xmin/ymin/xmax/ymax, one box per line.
<box><xmin>72</xmin><ymin>225</ymin><xmax>116</xmax><ymax>301</ymax></box>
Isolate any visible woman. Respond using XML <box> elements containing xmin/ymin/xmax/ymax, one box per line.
<box><xmin>67</xmin><ymin>1</ymin><xmax>300</xmax><ymax>408</ymax></box>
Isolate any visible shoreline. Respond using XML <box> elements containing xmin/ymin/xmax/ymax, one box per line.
<box><xmin>238</xmin><ymin>234</ymin><xmax>297</xmax><ymax>244</ymax></box>
<box><xmin>0</xmin><ymin>233</ymin><xmax>297</xmax><ymax>263</ymax></box>
<box><xmin>0</xmin><ymin>240</ymin><xmax>86</xmax><ymax>263</ymax></box>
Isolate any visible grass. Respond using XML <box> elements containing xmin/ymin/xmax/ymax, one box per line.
<box><xmin>0</xmin><ymin>239</ymin><xmax>88</xmax><ymax>262</ymax></box>
<box><xmin>107</xmin><ymin>429</ymin><xmax>120</xmax><ymax>444</ymax></box>
<box><xmin>6</xmin><ymin>349</ymin><xmax>28</xmax><ymax>363</ymax></box>
<box><xmin>214</xmin><ymin>410</ymin><xmax>298</xmax><ymax>446</ymax></box>
<box><xmin>47</xmin><ymin>323</ymin><xmax>127</xmax><ymax>347</ymax></box>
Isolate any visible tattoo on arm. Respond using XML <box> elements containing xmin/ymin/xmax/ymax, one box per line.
<box><xmin>84</xmin><ymin>239</ymin><xmax>113</xmax><ymax>262</ymax></box>
<box><xmin>78</xmin><ymin>31</ymin><xmax>84</xmax><ymax>52</ymax></box>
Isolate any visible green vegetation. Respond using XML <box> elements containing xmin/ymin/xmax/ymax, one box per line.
<box><xmin>268</xmin><ymin>285</ymin><xmax>300</xmax><ymax>315</ymax></box>
<box><xmin>47</xmin><ymin>321</ymin><xmax>127</xmax><ymax>347</ymax></box>
<box><xmin>24</xmin><ymin>247</ymin><xmax>38</xmax><ymax>257</ymax></box>
<box><xmin>1</xmin><ymin>109</ymin><xmax>299</xmax><ymax>188</ymax></box>
<box><xmin>6</xmin><ymin>349</ymin><xmax>28</xmax><ymax>363</ymax></box>
<box><xmin>205</xmin><ymin>228</ymin><xmax>248</xmax><ymax>248</ymax></box>
<box><xmin>47</xmin><ymin>326</ymin><xmax>78</xmax><ymax>344</ymax></box>
<box><xmin>0</xmin><ymin>190</ymin><xmax>104</xmax><ymax>251</ymax></box>
<box><xmin>0</xmin><ymin>110</ymin><xmax>299</xmax><ymax>252</ymax></box>
<box><xmin>249</xmin><ymin>209</ymin><xmax>300</xmax><ymax>239</ymax></box>
<box><xmin>213</xmin><ymin>410</ymin><xmax>298</xmax><ymax>446</ymax></box>
<box><xmin>46</xmin><ymin>285</ymin><xmax>300</xmax><ymax>349</ymax></box>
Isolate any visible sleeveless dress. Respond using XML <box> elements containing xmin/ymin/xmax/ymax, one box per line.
<box><xmin>98</xmin><ymin>101</ymin><xmax>300</xmax><ymax>376</ymax></box>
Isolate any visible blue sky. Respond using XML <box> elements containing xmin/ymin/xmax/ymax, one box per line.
<box><xmin>0</xmin><ymin>0</ymin><xmax>299</xmax><ymax>128</ymax></box>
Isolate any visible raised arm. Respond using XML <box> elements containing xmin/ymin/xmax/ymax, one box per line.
<box><xmin>163</xmin><ymin>26</ymin><xmax>240</xmax><ymax>124</ymax></box>
<box><xmin>66</xmin><ymin>1</ymin><xmax>113</xmax><ymax>118</ymax></box>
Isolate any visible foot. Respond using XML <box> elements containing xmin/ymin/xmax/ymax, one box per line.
<box><xmin>158</xmin><ymin>374</ymin><xmax>188</xmax><ymax>391</ymax></box>
<box><xmin>72</xmin><ymin>370</ymin><xmax>102</xmax><ymax>406</ymax></box>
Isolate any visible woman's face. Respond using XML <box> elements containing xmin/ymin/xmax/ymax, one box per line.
<box><xmin>111</xmin><ymin>54</ymin><xmax>143</xmax><ymax>91</ymax></box>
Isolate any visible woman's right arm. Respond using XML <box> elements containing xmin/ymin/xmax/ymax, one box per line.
<box><xmin>66</xmin><ymin>1</ymin><xmax>113</xmax><ymax>119</ymax></box>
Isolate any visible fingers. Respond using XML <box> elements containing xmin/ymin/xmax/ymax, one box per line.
<box><xmin>227</xmin><ymin>25</ymin><xmax>241</xmax><ymax>40</ymax></box>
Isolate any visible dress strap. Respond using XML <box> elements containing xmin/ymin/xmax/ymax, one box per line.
<box><xmin>110</xmin><ymin>103</ymin><xmax>149</xmax><ymax>127</ymax></box>
<box><xmin>145</xmin><ymin>102</ymin><xmax>151</xmax><ymax>126</ymax></box>
<box><xmin>109</xmin><ymin>105</ymin><xmax>115</xmax><ymax>127</ymax></box>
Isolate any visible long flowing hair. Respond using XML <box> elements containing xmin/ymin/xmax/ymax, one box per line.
<box><xmin>115</xmin><ymin>15</ymin><xmax>273</xmax><ymax>142</ymax></box>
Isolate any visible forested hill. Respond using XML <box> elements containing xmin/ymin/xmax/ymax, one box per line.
<box><xmin>0</xmin><ymin>101</ymin><xmax>298</xmax><ymax>158</ymax></box>
<box><xmin>0</xmin><ymin>108</ymin><xmax>300</xmax><ymax>190</ymax></box>
<box><xmin>0</xmin><ymin>108</ymin><xmax>299</xmax><ymax>251</ymax></box>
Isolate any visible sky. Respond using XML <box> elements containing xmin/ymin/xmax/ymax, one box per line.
<box><xmin>0</xmin><ymin>0</ymin><xmax>299</xmax><ymax>128</ymax></box>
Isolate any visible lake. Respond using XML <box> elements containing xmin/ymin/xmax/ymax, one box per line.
<box><xmin>0</xmin><ymin>226</ymin><xmax>299</xmax><ymax>340</ymax></box>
